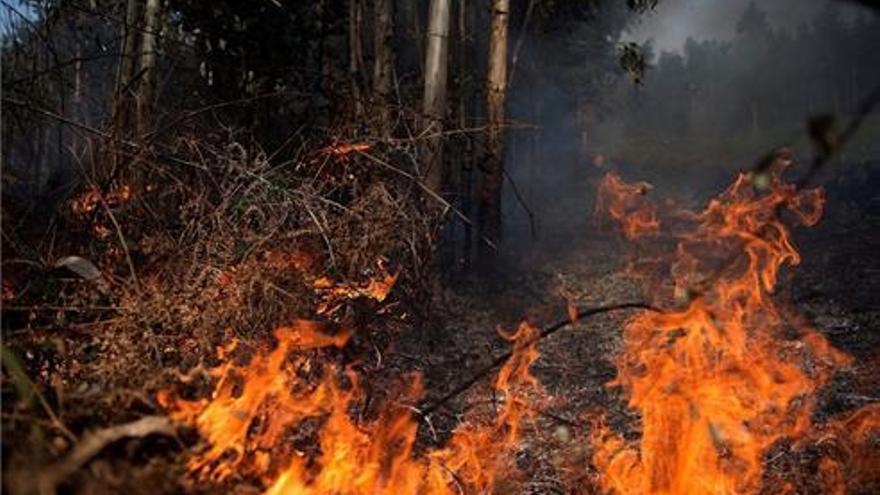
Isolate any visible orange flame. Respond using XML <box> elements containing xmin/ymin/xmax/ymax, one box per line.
<box><xmin>321</xmin><ymin>142</ymin><xmax>371</xmax><ymax>157</ymax></box>
<box><xmin>70</xmin><ymin>184</ymin><xmax>131</xmax><ymax>216</ymax></box>
<box><xmin>590</xmin><ymin>168</ymin><xmax>877</xmax><ymax>493</ymax></box>
<box><xmin>313</xmin><ymin>261</ymin><xmax>400</xmax><ymax>315</ymax></box>
<box><xmin>595</xmin><ymin>172</ymin><xmax>660</xmax><ymax>240</ymax></box>
<box><xmin>161</xmin><ymin>320</ymin><xmax>543</xmax><ymax>494</ymax></box>
<box><xmin>807</xmin><ymin>403</ymin><xmax>880</xmax><ymax>493</ymax></box>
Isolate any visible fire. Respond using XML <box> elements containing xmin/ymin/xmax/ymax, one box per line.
<box><xmin>313</xmin><ymin>260</ymin><xmax>400</xmax><ymax>315</ymax></box>
<box><xmin>70</xmin><ymin>184</ymin><xmax>132</xmax><ymax>216</ymax></box>
<box><xmin>808</xmin><ymin>403</ymin><xmax>880</xmax><ymax>492</ymax></box>
<box><xmin>161</xmin><ymin>317</ymin><xmax>543</xmax><ymax>494</ymax></box>
<box><xmin>595</xmin><ymin>172</ymin><xmax>660</xmax><ymax>240</ymax></box>
<box><xmin>158</xmin><ymin>165</ymin><xmax>878</xmax><ymax>494</ymax></box>
<box><xmin>591</xmin><ymin>169</ymin><xmax>878</xmax><ymax>493</ymax></box>
<box><xmin>321</xmin><ymin>142</ymin><xmax>371</xmax><ymax>157</ymax></box>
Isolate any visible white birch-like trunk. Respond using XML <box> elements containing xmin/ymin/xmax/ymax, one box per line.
<box><xmin>422</xmin><ymin>0</ymin><xmax>451</xmax><ymax>194</ymax></box>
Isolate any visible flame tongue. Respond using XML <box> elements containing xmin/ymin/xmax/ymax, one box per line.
<box><xmin>595</xmin><ymin>172</ymin><xmax>660</xmax><ymax>240</ymax></box>
<box><xmin>162</xmin><ymin>318</ymin><xmax>543</xmax><ymax>494</ymax></box>
<box><xmin>592</xmin><ymin>171</ymin><xmax>852</xmax><ymax>494</ymax></box>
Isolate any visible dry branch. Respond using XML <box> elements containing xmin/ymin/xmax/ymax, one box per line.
<box><xmin>419</xmin><ymin>302</ymin><xmax>660</xmax><ymax>416</ymax></box>
<box><xmin>8</xmin><ymin>416</ymin><xmax>176</xmax><ymax>495</ymax></box>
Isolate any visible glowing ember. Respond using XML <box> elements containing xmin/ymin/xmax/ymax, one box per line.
<box><xmin>590</xmin><ymin>168</ymin><xmax>878</xmax><ymax>494</ymax></box>
<box><xmin>160</xmin><ymin>320</ymin><xmax>543</xmax><ymax>494</ymax></box>
<box><xmin>313</xmin><ymin>260</ymin><xmax>400</xmax><ymax>315</ymax></box>
<box><xmin>70</xmin><ymin>184</ymin><xmax>132</xmax><ymax>216</ymax></box>
<box><xmin>321</xmin><ymin>142</ymin><xmax>371</xmax><ymax>157</ymax></box>
<box><xmin>2</xmin><ymin>280</ymin><xmax>15</xmax><ymax>301</ymax></box>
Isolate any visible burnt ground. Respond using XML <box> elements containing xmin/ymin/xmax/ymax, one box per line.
<box><xmin>2</xmin><ymin>165</ymin><xmax>878</xmax><ymax>494</ymax></box>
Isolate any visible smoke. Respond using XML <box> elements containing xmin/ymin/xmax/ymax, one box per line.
<box><xmin>624</xmin><ymin>0</ymin><xmax>871</xmax><ymax>54</ymax></box>
<box><xmin>501</xmin><ymin>0</ymin><xmax>880</xmax><ymax>257</ymax></box>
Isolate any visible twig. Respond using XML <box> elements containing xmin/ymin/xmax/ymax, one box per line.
<box><xmin>0</xmin><ymin>347</ymin><xmax>76</xmax><ymax>443</ymax></box>
<box><xmin>303</xmin><ymin>200</ymin><xmax>338</xmax><ymax>270</ymax></box>
<box><xmin>2</xmin><ymin>305</ymin><xmax>121</xmax><ymax>312</ymax></box>
<box><xmin>419</xmin><ymin>302</ymin><xmax>659</xmax><ymax>416</ymax></box>
<box><xmin>1</xmin><ymin>412</ymin><xmax>75</xmax><ymax>433</ymax></box>
<box><xmin>507</xmin><ymin>0</ymin><xmax>538</xmax><ymax>87</ymax></box>
<box><xmin>3</xmin><ymin>97</ymin><xmax>113</xmax><ymax>139</ymax></box>
<box><xmin>98</xmin><ymin>196</ymin><xmax>140</xmax><ymax>292</ymax></box>
<box><xmin>356</xmin><ymin>149</ymin><xmax>498</xmax><ymax>251</ymax></box>
<box><xmin>147</xmin><ymin>91</ymin><xmax>306</xmax><ymax>142</ymax></box>
<box><xmin>503</xmin><ymin>167</ymin><xmax>538</xmax><ymax>240</ymax></box>
<box><xmin>13</xmin><ymin>416</ymin><xmax>176</xmax><ymax>495</ymax></box>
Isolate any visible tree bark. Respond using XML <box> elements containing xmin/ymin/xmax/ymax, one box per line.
<box><xmin>372</xmin><ymin>0</ymin><xmax>395</xmax><ymax>136</ymax></box>
<box><xmin>458</xmin><ymin>0</ymin><xmax>473</xmax><ymax>266</ymax></box>
<box><xmin>113</xmin><ymin>0</ymin><xmax>140</xmax><ymax>136</ymax></box>
<box><xmin>137</xmin><ymin>0</ymin><xmax>161</xmax><ymax>137</ymax></box>
<box><xmin>479</xmin><ymin>0</ymin><xmax>510</xmax><ymax>253</ymax></box>
<box><xmin>422</xmin><ymin>0</ymin><xmax>451</xmax><ymax>194</ymax></box>
<box><xmin>349</xmin><ymin>0</ymin><xmax>366</xmax><ymax>118</ymax></box>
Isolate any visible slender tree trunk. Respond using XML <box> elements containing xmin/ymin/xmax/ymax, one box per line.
<box><xmin>114</xmin><ymin>0</ymin><xmax>140</xmax><ymax>136</ymax></box>
<box><xmin>372</xmin><ymin>0</ymin><xmax>395</xmax><ymax>136</ymax></box>
<box><xmin>459</xmin><ymin>0</ymin><xmax>476</xmax><ymax>267</ymax></box>
<box><xmin>137</xmin><ymin>0</ymin><xmax>161</xmax><ymax>137</ymax></box>
<box><xmin>479</xmin><ymin>0</ymin><xmax>509</xmax><ymax>253</ymax></box>
<box><xmin>422</xmin><ymin>0</ymin><xmax>451</xmax><ymax>194</ymax></box>
<box><xmin>349</xmin><ymin>0</ymin><xmax>366</xmax><ymax>118</ymax></box>
<box><xmin>317</xmin><ymin>0</ymin><xmax>331</xmax><ymax>98</ymax></box>
<box><xmin>411</xmin><ymin>1</ymin><xmax>425</xmax><ymax>77</ymax></box>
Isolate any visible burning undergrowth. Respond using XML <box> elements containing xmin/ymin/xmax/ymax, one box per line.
<box><xmin>592</xmin><ymin>167</ymin><xmax>879</xmax><ymax>494</ymax></box>
<box><xmin>1</xmin><ymin>131</ymin><xmax>443</xmax><ymax>492</ymax></box>
<box><xmin>4</xmin><ymin>129</ymin><xmax>878</xmax><ymax>494</ymax></box>
<box><xmin>159</xmin><ymin>317</ymin><xmax>544</xmax><ymax>494</ymax></box>
<box><xmin>152</xmin><ymin>164</ymin><xmax>879</xmax><ymax>495</ymax></box>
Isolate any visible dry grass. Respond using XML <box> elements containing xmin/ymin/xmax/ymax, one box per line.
<box><xmin>1</xmin><ymin>127</ymin><xmax>442</xmax><ymax>491</ymax></box>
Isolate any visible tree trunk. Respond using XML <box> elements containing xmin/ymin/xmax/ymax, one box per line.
<box><xmin>114</xmin><ymin>0</ymin><xmax>140</xmax><ymax>137</ymax></box>
<box><xmin>422</xmin><ymin>0</ymin><xmax>451</xmax><ymax>194</ymax></box>
<box><xmin>479</xmin><ymin>0</ymin><xmax>509</xmax><ymax>253</ymax></box>
<box><xmin>372</xmin><ymin>0</ymin><xmax>395</xmax><ymax>136</ymax></box>
<box><xmin>137</xmin><ymin>0</ymin><xmax>161</xmax><ymax>137</ymax></box>
<box><xmin>349</xmin><ymin>0</ymin><xmax>366</xmax><ymax>118</ymax></box>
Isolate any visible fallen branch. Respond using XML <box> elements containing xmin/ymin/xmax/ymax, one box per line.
<box><xmin>419</xmin><ymin>302</ymin><xmax>660</xmax><ymax>416</ymax></box>
<box><xmin>9</xmin><ymin>416</ymin><xmax>176</xmax><ymax>495</ymax></box>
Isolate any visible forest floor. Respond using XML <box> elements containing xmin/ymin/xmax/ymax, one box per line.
<box><xmin>3</xmin><ymin>167</ymin><xmax>879</xmax><ymax>494</ymax></box>
<box><xmin>398</xmin><ymin>173</ymin><xmax>880</xmax><ymax>493</ymax></box>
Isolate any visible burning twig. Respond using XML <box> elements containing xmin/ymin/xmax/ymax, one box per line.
<box><xmin>419</xmin><ymin>302</ymin><xmax>660</xmax><ymax>416</ymax></box>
